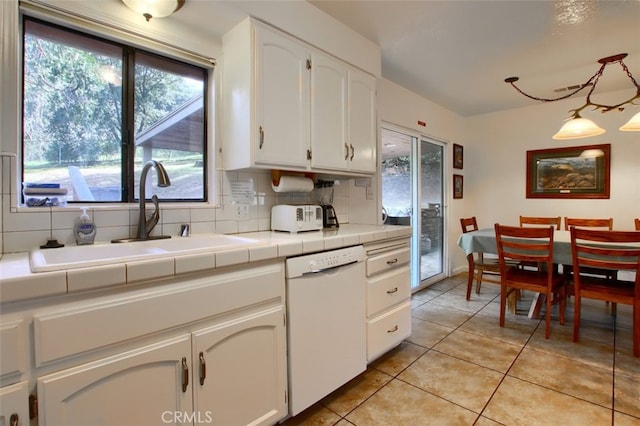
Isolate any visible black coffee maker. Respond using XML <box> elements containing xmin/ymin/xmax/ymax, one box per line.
<box><xmin>315</xmin><ymin>181</ymin><xmax>339</xmax><ymax>229</ymax></box>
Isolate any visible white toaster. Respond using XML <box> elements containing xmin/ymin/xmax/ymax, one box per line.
<box><xmin>271</xmin><ymin>205</ymin><xmax>323</xmax><ymax>233</ymax></box>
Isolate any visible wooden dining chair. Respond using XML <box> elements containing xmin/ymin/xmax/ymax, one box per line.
<box><xmin>570</xmin><ymin>227</ymin><xmax>640</xmax><ymax>357</ymax></box>
<box><xmin>460</xmin><ymin>217</ymin><xmax>502</xmax><ymax>299</ymax></box>
<box><xmin>563</xmin><ymin>217</ymin><xmax>616</xmax><ymax>282</ymax></box>
<box><xmin>519</xmin><ymin>216</ymin><xmax>561</xmax><ymax>230</ymax></box>
<box><xmin>635</xmin><ymin>218</ymin><xmax>640</xmax><ymax>230</ymax></box>
<box><xmin>495</xmin><ymin>223</ymin><xmax>566</xmax><ymax>338</ymax></box>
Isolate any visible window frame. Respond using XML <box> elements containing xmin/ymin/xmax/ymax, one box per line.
<box><xmin>20</xmin><ymin>16</ymin><xmax>209</xmax><ymax>204</ymax></box>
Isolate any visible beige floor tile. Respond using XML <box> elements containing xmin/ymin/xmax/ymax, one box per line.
<box><xmin>412</xmin><ymin>302</ymin><xmax>473</xmax><ymax>328</ymax></box>
<box><xmin>509</xmin><ymin>347</ymin><xmax>613</xmax><ymax>407</ymax></box>
<box><xmin>280</xmin><ymin>403</ymin><xmax>341</xmax><ymax>425</ymax></box>
<box><xmin>321</xmin><ymin>368</ymin><xmax>392</xmax><ymax>417</ymax></box>
<box><xmin>614</xmin><ymin>372</ymin><xmax>640</xmax><ymax>418</ymax></box>
<box><xmin>614</xmin><ymin>410</ymin><xmax>640</xmax><ymax>426</ymax></box>
<box><xmin>528</xmin><ymin>325</ymin><xmax>614</xmax><ymax>370</ymax></box>
<box><xmin>433</xmin><ymin>330</ymin><xmax>522</xmax><ymax>372</ymax></box>
<box><xmin>345</xmin><ymin>379</ymin><xmax>478</xmax><ymax>426</ymax></box>
<box><xmin>615</xmin><ymin>349</ymin><xmax>640</xmax><ymax>378</ymax></box>
<box><xmin>428</xmin><ymin>290</ymin><xmax>493</xmax><ymax>314</ymax></box>
<box><xmin>474</xmin><ymin>416</ymin><xmax>503</xmax><ymax>426</ymax></box>
<box><xmin>369</xmin><ymin>341</ymin><xmax>428</xmax><ymax>376</ymax></box>
<box><xmin>484</xmin><ymin>376</ymin><xmax>611</xmax><ymax>425</ymax></box>
<box><xmin>426</xmin><ymin>278</ymin><xmax>464</xmax><ymax>293</ymax></box>
<box><xmin>458</xmin><ymin>312</ymin><xmax>536</xmax><ymax>346</ymax></box>
<box><xmin>406</xmin><ymin>317</ymin><xmax>453</xmax><ymax>348</ymax></box>
<box><xmin>398</xmin><ymin>351</ymin><xmax>504</xmax><ymax>412</ymax></box>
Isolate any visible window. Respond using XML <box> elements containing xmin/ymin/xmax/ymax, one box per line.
<box><xmin>22</xmin><ymin>18</ymin><xmax>208</xmax><ymax>202</ymax></box>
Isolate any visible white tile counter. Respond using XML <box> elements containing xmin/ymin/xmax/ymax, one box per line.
<box><xmin>0</xmin><ymin>225</ymin><xmax>410</xmax><ymax>303</ymax></box>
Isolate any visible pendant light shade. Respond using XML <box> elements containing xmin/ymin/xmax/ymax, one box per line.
<box><xmin>619</xmin><ymin>111</ymin><xmax>640</xmax><ymax>131</ymax></box>
<box><xmin>552</xmin><ymin>117</ymin><xmax>606</xmax><ymax>140</ymax></box>
<box><xmin>123</xmin><ymin>0</ymin><xmax>185</xmax><ymax>21</ymax></box>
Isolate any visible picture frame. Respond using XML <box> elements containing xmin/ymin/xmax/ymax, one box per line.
<box><xmin>453</xmin><ymin>174</ymin><xmax>463</xmax><ymax>199</ymax></box>
<box><xmin>526</xmin><ymin>143</ymin><xmax>610</xmax><ymax>199</ymax></box>
<box><xmin>453</xmin><ymin>144</ymin><xmax>464</xmax><ymax>169</ymax></box>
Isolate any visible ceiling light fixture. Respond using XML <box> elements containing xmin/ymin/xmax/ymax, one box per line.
<box><xmin>505</xmin><ymin>53</ymin><xmax>640</xmax><ymax>140</ymax></box>
<box><xmin>123</xmin><ymin>0</ymin><xmax>185</xmax><ymax>22</ymax></box>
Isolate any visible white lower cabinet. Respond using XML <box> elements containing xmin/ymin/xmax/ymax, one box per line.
<box><xmin>37</xmin><ymin>306</ymin><xmax>287</xmax><ymax>426</ymax></box>
<box><xmin>5</xmin><ymin>260</ymin><xmax>287</xmax><ymax>425</ymax></box>
<box><xmin>365</xmin><ymin>238</ymin><xmax>412</xmax><ymax>363</ymax></box>
<box><xmin>0</xmin><ymin>381</ymin><xmax>29</xmax><ymax>426</ymax></box>
<box><xmin>37</xmin><ymin>335</ymin><xmax>193</xmax><ymax>426</ymax></box>
<box><xmin>192</xmin><ymin>306</ymin><xmax>286</xmax><ymax>426</ymax></box>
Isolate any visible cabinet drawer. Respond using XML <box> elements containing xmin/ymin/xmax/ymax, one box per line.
<box><xmin>366</xmin><ymin>247</ymin><xmax>410</xmax><ymax>277</ymax></box>
<box><xmin>367</xmin><ymin>267</ymin><xmax>410</xmax><ymax>317</ymax></box>
<box><xmin>366</xmin><ymin>301</ymin><xmax>411</xmax><ymax>363</ymax></box>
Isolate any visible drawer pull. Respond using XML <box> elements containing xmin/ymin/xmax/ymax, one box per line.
<box><xmin>387</xmin><ymin>325</ymin><xmax>399</xmax><ymax>333</ymax></box>
<box><xmin>386</xmin><ymin>258</ymin><xmax>399</xmax><ymax>265</ymax></box>
<box><xmin>199</xmin><ymin>351</ymin><xmax>207</xmax><ymax>385</ymax></box>
<box><xmin>387</xmin><ymin>287</ymin><xmax>398</xmax><ymax>294</ymax></box>
<box><xmin>259</xmin><ymin>126</ymin><xmax>265</xmax><ymax>149</ymax></box>
<box><xmin>181</xmin><ymin>357</ymin><xmax>189</xmax><ymax>392</ymax></box>
<box><xmin>10</xmin><ymin>413</ymin><xmax>19</xmax><ymax>426</ymax></box>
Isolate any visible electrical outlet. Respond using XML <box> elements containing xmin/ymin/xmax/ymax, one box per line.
<box><xmin>366</xmin><ymin>186</ymin><xmax>374</xmax><ymax>200</ymax></box>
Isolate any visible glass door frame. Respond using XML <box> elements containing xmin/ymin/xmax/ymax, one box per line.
<box><xmin>380</xmin><ymin>122</ymin><xmax>449</xmax><ymax>291</ymax></box>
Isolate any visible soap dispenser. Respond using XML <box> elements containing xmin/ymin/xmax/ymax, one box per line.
<box><xmin>74</xmin><ymin>207</ymin><xmax>96</xmax><ymax>245</ymax></box>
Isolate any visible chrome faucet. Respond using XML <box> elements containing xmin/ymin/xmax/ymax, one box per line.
<box><xmin>136</xmin><ymin>160</ymin><xmax>171</xmax><ymax>240</ymax></box>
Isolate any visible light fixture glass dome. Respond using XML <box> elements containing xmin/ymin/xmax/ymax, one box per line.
<box><xmin>123</xmin><ymin>0</ymin><xmax>185</xmax><ymax>21</ymax></box>
<box><xmin>619</xmin><ymin>111</ymin><xmax>640</xmax><ymax>131</ymax></box>
<box><xmin>552</xmin><ymin>117</ymin><xmax>606</xmax><ymax>140</ymax></box>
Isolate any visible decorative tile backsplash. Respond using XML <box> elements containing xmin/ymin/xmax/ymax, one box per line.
<box><xmin>1</xmin><ymin>159</ymin><xmax>375</xmax><ymax>254</ymax></box>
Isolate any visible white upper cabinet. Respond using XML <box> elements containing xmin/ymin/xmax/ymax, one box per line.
<box><xmin>222</xmin><ymin>18</ymin><xmax>376</xmax><ymax>175</ymax></box>
<box><xmin>254</xmin><ymin>25</ymin><xmax>310</xmax><ymax>168</ymax></box>
<box><xmin>311</xmin><ymin>52</ymin><xmax>377</xmax><ymax>173</ymax></box>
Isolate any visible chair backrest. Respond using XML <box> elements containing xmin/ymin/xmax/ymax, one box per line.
<box><xmin>570</xmin><ymin>227</ymin><xmax>640</xmax><ymax>278</ymax></box>
<box><xmin>519</xmin><ymin>215</ymin><xmax>561</xmax><ymax>230</ymax></box>
<box><xmin>495</xmin><ymin>224</ymin><xmax>555</xmax><ymax>273</ymax></box>
<box><xmin>635</xmin><ymin>218</ymin><xmax>640</xmax><ymax>231</ymax></box>
<box><xmin>460</xmin><ymin>217</ymin><xmax>478</xmax><ymax>233</ymax></box>
<box><xmin>564</xmin><ymin>217</ymin><xmax>613</xmax><ymax>231</ymax></box>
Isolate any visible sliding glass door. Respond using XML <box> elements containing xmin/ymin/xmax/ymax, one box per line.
<box><xmin>381</xmin><ymin>125</ymin><xmax>446</xmax><ymax>290</ymax></box>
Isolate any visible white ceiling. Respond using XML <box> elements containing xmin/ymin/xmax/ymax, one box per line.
<box><xmin>308</xmin><ymin>0</ymin><xmax>640</xmax><ymax>117</ymax></box>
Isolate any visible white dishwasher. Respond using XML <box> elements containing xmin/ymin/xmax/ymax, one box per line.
<box><xmin>286</xmin><ymin>245</ymin><xmax>366</xmax><ymax>416</ymax></box>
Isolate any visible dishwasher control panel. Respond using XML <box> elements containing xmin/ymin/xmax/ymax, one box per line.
<box><xmin>286</xmin><ymin>245</ymin><xmax>365</xmax><ymax>278</ymax></box>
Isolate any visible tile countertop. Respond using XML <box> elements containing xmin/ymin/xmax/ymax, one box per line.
<box><xmin>0</xmin><ymin>224</ymin><xmax>411</xmax><ymax>304</ymax></box>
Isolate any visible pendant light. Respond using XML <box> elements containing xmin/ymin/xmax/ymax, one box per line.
<box><xmin>505</xmin><ymin>53</ymin><xmax>640</xmax><ymax>139</ymax></box>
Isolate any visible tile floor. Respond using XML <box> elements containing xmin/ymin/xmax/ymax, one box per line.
<box><xmin>283</xmin><ymin>274</ymin><xmax>640</xmax><ymax>425</ymax></box>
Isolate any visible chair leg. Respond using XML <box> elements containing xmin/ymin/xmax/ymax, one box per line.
<box><xmin>544</xmin><ymin>290</ymin><xmax>552</xmax><ymax>339</ymax></box>
<box><xmin>499</xmin><ymin>284</ymin><xmax>507</xmax><ymax>328</ymax></box>
<box><xmin>634</xmin><ymin>304</ymin><xmax>639</xmax><ymax>358</ymax></box>
<box><xmin>465</xmin><ymin>254</ymin><xmax>474</xmax><ymax>301</ymax></box>
<box><xmin>573</xmin><ymin>294</ymin><xmax>581</xmax><ymax>343</ymax></box>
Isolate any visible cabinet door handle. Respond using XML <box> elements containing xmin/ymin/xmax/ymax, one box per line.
<box><xmin>10</xmin><ymin>413</ymin><xmax>19</xmax><ymax>426</ymax></box>
<box><xmin>387</xmin><ymin>287</ymin><xmax>398</xmax><ymax>294</ymax></box>
<box><xmin>386</xmin><ymin>258</ymin><xmax>398</xmax><ymax>265</ymax></box>
<box><xmin>181</xmin><ymin>357</ymin><xmax>189</xmax><ymax>392</ymax></box>
<box><xmin>259</xmin><ymin>126</ymin><xmax>265</xmax><ymax>149</ymax></box>
<box><xmin>199</xmin><ymin>351</ymin><xmax>206</xmax><ymax>386</ymax></box>
<box><xmin>350</xmin><ymin>144</ymin><xmax>355</xmax><ymax>160</ymax></box>
<box><xmin>387</xmin><ymin>325</ymin><xmax>399</xmax><ymax>333</ymax></box>
<box><xmin>344</xmin><ymin>143</ymin><xmax>349</xmax><ymax>160</ymax></box>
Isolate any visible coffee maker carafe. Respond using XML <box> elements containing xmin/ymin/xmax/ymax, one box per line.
<box><xmin>314</xmin><ymin>181</ymin><xmax>339</xmax><ymax>229</ymax></box>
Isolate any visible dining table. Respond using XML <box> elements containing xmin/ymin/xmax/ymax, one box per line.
<box><xmin>457</xmin><ymin>227</ymin><xmax>639</xmax><ymax>318</ymax></box>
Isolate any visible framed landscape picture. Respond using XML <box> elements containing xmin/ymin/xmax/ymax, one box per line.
<box><xmin>526</xmin><ymin>143</ymin><xmax>610</xmax><ymax>199</ymax></box>
<box><xmin>453</xmin><ymin>144</ymin><xmax>463</xmax><ymax>169</ymax></box>
<box><xmin>453</xmin><ymin>174</ymin><xmax>463</xmax><ymax>199</ymax></box>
